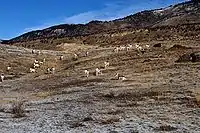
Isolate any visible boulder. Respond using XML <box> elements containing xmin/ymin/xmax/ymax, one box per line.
<box><xmin>190</xmin><ymin>52</ymin><xmax>200</xmax><ymax>62</ymax></box>
<box><xmin>153</xmin><ymin>43</ymin><xmax>162</xmax><ymax>47</ymax></box>
<box><xmin>176</xmin><ymin>52</ymin><xmax>200</xmax><ymax>62</ymax></box>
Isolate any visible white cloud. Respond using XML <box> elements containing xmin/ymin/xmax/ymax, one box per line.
<box><xmin>63</xmin><ymin>0</ymin><xmax>186</xmax><ymax>24</ymax></box>
<box><xmin>23</xmin><ymin>24</ymin><xmax>49</xmax><ymax>32</ymax></box>
<box><xmin>64</xmin><ymin>1</ymin><xmax>137</xmax><ymax>24</ymax></box>
<box><xmin>23</xmin><ymin>0</ymin><xmax>146</xmax><ymax>32</ymax></box>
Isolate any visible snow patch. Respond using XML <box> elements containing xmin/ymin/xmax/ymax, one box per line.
<box><xmin>153</xmin><ymin>9</ymin><xmax>164</xmax><ymax>15</ymax></box>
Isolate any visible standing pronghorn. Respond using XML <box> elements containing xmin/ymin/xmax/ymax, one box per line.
<box><xmin>104</xmin><ymin>61</ymin><xmax>110</xmax><ymax>69</ymax></box>
<box><xmin>74</xmin><ymin>54</ymin><xmax>78</xmax><ymax>60</ymax></box>
<box><xmin>1</xmin><ymin>73</ymin><xmax>5</xmax><ymax>82</ymax></box>
<box><xmin>85</xmin><ymin>51</ymin><xmax>89</xmax><ymax>57</ymax></box>
<box><xmin>115</xmin><ymin>73</ymin><xmax>127</xmax><ymax>81</ymax></box>
<box><xmin>7</xmin><ymin>66</ymin><xmax>11</xmax><ymax>72</ymax></box>
<box><xmin>60</xmin><ymin>55</ymin><xmax>64</xmax><ymax>60</ymax></box>
<box><xmin>95</xmin><ymin>68</ymin><xmax>102</xmax><ymax>76</ymax></box>
<box><xmin>84</xmin><ymin>70</ymin><xmax>90</xmax><ymax>78</ymax></box>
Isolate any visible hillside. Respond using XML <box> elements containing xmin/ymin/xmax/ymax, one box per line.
<box><xmin>3</xmin><ymin>0</ymin><xmax>200</xmax><ymax>45</ymax></box>
<box><xmin>1</xmin><ymin>34</ymin><xmax>200</xmax><ymax>132</ymax></box>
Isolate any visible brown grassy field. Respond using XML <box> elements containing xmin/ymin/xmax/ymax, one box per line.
<box><xmin>0</xmin><ymin>37</ymin><xmax>200</xmax><ymax>132</ymax></box>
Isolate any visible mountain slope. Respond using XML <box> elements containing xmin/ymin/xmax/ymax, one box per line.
<box><xmin>3</xmin><ymin>0</ymin><xmax>200</xmax><ymax>44</ymax></box>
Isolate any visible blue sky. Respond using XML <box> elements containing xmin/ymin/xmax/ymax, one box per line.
<box><xmin>0</xmin><ymin>0</ymin><xmax>185</xmax><ymax>39</ymax></box>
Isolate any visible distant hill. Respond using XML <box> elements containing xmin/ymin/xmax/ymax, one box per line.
<box><xmin>3</xmin><ymin>0</ymin><xmax>200</xmax><ymax>44</ymax></box>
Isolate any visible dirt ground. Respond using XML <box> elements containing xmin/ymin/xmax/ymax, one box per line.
<box><xmin>0</xmin><ymin>39</ymin><xmax>200</xmax><ymax>133</ymax></box>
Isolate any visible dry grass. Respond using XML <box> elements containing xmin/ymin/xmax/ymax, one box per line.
<box><xmin>70</xmin><ymin>121</ymin><xmax>85</xmax><ymax>128</ymax></box>
<box><xmin>51</xmin><ymin>78</ymin><xmax>105</xmax><ymax>89</ymax></box>
<box><xmin>100</xmin><ymin>117</ymin><xmax>120</xmax><ymax>125</ymax></box>
<box><xmin>154</xmin><ymin>125</ymin><xmax>177</xmax><ymax>132</ymax></box>
<box><xmin>0</xmin><ymin>106</ymin><xmax>5</xmax><ymax>112</ymax></box>
<box><xmin>82</xmin><ymin>116</ymin><xmax>94</xmax><ymax>122</ymax></box>
<box><xmin>196</xmin><ymin>95</ymin><xmax>200</xmax><ymax>106</ymax></box>
<box><xmin>101</xmin><ymin>90</ymin><xmax>160</xmax><ymax>101</ymax></box>
<box><xmin>34</xmin><ymin>91</ymin><xmax>54</xmax><ymax>98</ymax></box>
<box><xmin>193</xmin><ymin>89</ymin><xmax>200</xmax><ymax>107</ymax></box>
<box><xmin>116</xmin><ymin>102</ymin><xmax>139</xmax><ymax>107</ymax></box>
<box><xmin>55</xmin><ymin>42</ymin><xmax>94</xmax><ymax>53</ymax></box>
<box><xmin>105</xmin><ymin>109</ymin><xmax>124</xmax><ymax>115</ymax></box>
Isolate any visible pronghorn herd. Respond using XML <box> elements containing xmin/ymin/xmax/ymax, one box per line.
<box><xmin>0</xmin><ymin>43</ymin><xmax>151</xmax><ymax>83</ymax></box>
<box><xmin>30</xmin><ymin>59</ymin><xmax>46</xmax><ymax>72</ymax></box>
<box><xmin>114</xmin><ymin>44</ymin><xmax>150</xmax><ymax>53</ymax></box>
<box><xmin>84</xmin><ymin>43</ymin><xmax>151</xmax><ymax>80</ymax></box>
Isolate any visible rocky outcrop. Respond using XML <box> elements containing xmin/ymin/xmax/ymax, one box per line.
<box><xmin>190</xmin><ymin>52</ymin><xmax>200</xmax><ymax>62</ymax></box>
<box><xmin>176</xmin><ymin>51</ymin><xmax>200</xmax><ymax>62</ymax></box>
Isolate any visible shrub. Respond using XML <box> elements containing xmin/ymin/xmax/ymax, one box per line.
<box><xmin>11</xmin><ymin>101</ymin><xmax>26</xmax><ymax>118</ymax></box>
